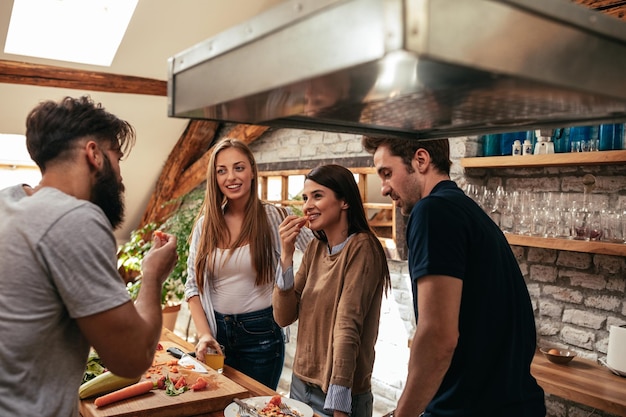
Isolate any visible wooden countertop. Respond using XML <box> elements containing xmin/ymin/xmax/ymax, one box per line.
<box><xmin>80</xmin><ymin>329</ymin><xmax>313</xmax><ymax>417</ymax></box>
<box><xmin>159</xmin><ymin>328</ymin><xmax>292</xmax><ymax>417</ymax></box>
<box><xmin>531</xmin><ymin>350</ymin><xmax>626</xmax><ymax>416</ymax></box>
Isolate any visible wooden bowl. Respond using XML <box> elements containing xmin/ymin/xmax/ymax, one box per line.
<box><xmin>540</xmin><ymin>347</ymin><xmax>577</xmax><ymax>364</ymax></box>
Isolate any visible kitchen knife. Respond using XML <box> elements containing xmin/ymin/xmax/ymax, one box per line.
<box><xmin>166</xmin><ymin>346</ymin><xmax>195</xmax><ymax>359</ymax></box>
<box><xmin>167</xmin><ymin>347</ymin><xmax>208</xmax><ymax>373</ymax></box>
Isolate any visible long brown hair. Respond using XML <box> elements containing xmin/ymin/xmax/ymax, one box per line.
<box><xmin>193</xmin><ymin>138</ymin><xmax>274</xmax><ymax>294</ymax></box>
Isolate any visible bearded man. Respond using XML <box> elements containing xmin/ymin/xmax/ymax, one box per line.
<box><xmin>0</xmin><ymin>96</ymin><xmax>178</xmax><ymax>417</ymax></box>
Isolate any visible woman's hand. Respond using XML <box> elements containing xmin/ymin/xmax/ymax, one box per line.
<box><xmin>195</xmin><ymin>334</ymin><xmax>223</xmax><ymax>362</ymax></box>
<box><xmin>279</xmin><ymin>215</ymin><xmax>308</xmax><ymax>265</ymax></box>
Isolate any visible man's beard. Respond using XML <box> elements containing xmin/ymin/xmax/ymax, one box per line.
<box><xmin>92</xmin><ymin>154</ymin><xmax>125</xmax><ymax>229</ymax></box>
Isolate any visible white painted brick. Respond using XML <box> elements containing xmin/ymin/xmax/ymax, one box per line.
<box><xmin>347</xmin><ymin>141</ymin><xmax>364</xmax><ymax>154</ymax></box>
<box><xmin>518</xmin><ymin>261</ymin><xmax>529</xmax><ymax>276</ymax></box>
<box><xmin>530</xmin><ymin>264</ymin><xmax>558</xmax><ymax>282</ymax></box>
<box><xmin>594</xmin><ymin>255</ymin><xmax>626</xmax><ymax>274</ymax></box>
<box><xmin>556</xmin><ymin>251</ymin><xmax>593</xmax><ymax>270</ymax></box>
<box><xmin>539</xmin><ymin>300</ymin><xmax>563</xmax><ymax>318</ymax></box>
<box><xmin>510</xmin><ymin>245</ymin><xmax>525</xmax><ymax>260</ymax></box>
<box><xmin>506</xmin><ymin>176</ymin><xmax>562</xmax><ymax>193</ymax></box>
<box><xmin>607</xmin><ymin>317</ymin><xmax>626</xmax><ymax>329</ymax></box>
<box><xmin>300</xmin><ymin>145</ymin><xmax>318</xmax><ymax>158</ymax></box>
<box><xmin>543</xmin><ymin>285</ymin><xmax>584</xmax><ymax>304</ymax></box>
<box><xmin>527</xmin><ymin>283</ymin><xmax>541</xmax><ymax>298</ymax></box>
<box><xmin>562</xmin><ymin>309</ymin><xmax>606</xmax><ymax>329</ymax></box>
<box><xmin>565</xmin><ymin>271</ymin><xmax>607</xmax><ymax>290</ymax></box>
<box><xmin>560</xmin><ymin>325</ymin><xmax>595</xmax><ymax>349</ymax></box>
<box><xmin>528</xmin><ymin>247</ymin><xmax>558</xmax><ymax>263</ymax></box>
<box><xmin>537</xmin><ymin>321</ymin><xmax>561</xmax><ymax>336</ymax></box>
<box><xmin>596</xmin><ymin>336</ymin><xmax>609</xmax><ymax>354</ymax></box>
<box><xmin>584</xmin><ymin>295</ymin><xmax>623</xmax><ymax>311</ymax></box>
<box><xmin>278</xmin><ymin>146</ymin><xmax>299</xmax><ymax>160</ymax></box>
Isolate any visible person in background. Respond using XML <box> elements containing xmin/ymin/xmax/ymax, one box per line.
<box><xmin>185</xmin><ymin>138</ymin><xmax>312</xmax><ymax>389</ymax></box>
<box><xmin>362</xmin><ymin>137</ymin><xmax>545</xmax><ymax>417</ymax></box>
<box><xmin>274</xmin><ymin>164</ymin><xmax>391</xmax><ymax>417</ymax></box>
<box><xmin>0</xmin><ymin>96</ymin><xmax>178</xmax><ymax>417</ymax></box>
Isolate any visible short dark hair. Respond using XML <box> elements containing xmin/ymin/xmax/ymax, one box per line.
<box><xmin>362</xmin><ymin>137</ymin><xmax>451</xmax><ymax>175</ymax></box>
<box><xmin>25</xmin><ymin>96</ymin><xmax>135</xmax><ymax>171</ymax></box>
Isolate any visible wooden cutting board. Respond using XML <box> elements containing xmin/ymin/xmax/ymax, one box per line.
<box><xmin>79</xmin><ymin>339</ymin><xmax>248</xmax><ymax>417</ymax></box>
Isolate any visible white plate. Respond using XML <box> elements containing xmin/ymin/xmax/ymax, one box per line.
<box><xmin>224</xmin><ymin>396</ymin><xmax>314</xmax><ymax>417</ymax></box>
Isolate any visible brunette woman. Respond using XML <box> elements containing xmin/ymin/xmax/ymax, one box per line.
<box><xmin>185</xmin><ymin>138</ymin><xmax>312</xmax><ymax>389</ymax></box>
<box><xmin>273</xmin><ymin>164</ymin><xmax>391</xmax><ymax>417</ymax></box>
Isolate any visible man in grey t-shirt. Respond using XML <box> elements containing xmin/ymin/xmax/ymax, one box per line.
<box><xmin>0</xmin><ymin>96</ymin><xmax>178</xmax><ymax>417</ymax></box>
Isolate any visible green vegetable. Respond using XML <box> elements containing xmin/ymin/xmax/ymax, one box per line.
<box><xmin>164</xmin><ymin>376</ymin><xmax>187</xmax><ymax>396</ymax></box>
<box><xmin>82</xmin><ymin>349</ymin><xmax>106</xmax><ymax>385</ymax></box>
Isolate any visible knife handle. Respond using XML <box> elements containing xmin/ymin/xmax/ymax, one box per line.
<box><xmin>167</xmin><ymin>347</ymin><xmax>186</xmax><ymax>359</ymax></box>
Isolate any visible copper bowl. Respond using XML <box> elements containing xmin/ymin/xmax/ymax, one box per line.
<box><xmin>540</xmin><ymin>347</ymin><xmax>577</xmax><ymax>364</ymax></box>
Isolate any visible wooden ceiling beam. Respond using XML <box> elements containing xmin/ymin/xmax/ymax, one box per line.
<box><xmin>0</xmin><ymin>59</ymin><xmax>167</xmax><ymax>96</ymax></box>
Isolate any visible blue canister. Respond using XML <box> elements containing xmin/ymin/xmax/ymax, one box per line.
<box><xmin>616</xmin><ymin>124</ymin><xmax>625</xmax><ymax>150</ymax></box>
<box><xmin>500</xmin><ymin>131</ymin><xmax>526</xmax><ymax>156</ymax></box>
<box><xmin>599</xmin><ymin>124</ymin><xmax>625</xmax><ymax>151</ymax></box>
<box><xmin>552</xmin><ymin>128</ymin><xmax>570</xmax><ymax>153</ymax></box>
<box><xmin>482</xmin><ymin>134</ymin><xmax>501</xmax><ymax>156</ymax></box>
<box><xmin>569</xmin><ymin>126</ymin><xmax>592</xmax><ymax>152</ymax></box>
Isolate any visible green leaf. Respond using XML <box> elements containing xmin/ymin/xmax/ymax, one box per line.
<box><xmin>164</xmin><ymin>376</ymin><xmax>188</xmax><ymax>396</ymax></box>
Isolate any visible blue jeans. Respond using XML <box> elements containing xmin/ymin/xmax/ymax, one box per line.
<box><xmin>214</xmin><ymin>306</ymin><xmax>284</xmax><ymax>389</ymax></box>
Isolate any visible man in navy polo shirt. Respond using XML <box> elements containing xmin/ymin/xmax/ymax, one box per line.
<box><xmin>363</xmin><ymin>137</ymin><xmax>545</xmax><ymax>417</ymax></box>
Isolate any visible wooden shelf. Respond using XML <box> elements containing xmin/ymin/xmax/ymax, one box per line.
<box><xmin>505</xmin><ymin>234</ymin><xmax>626</xmax><ymax>257</ymax></box>
<box><xmin>461</xmin><ymin>150</ymin><xmax>626</xmax><ymax>169</ymax></box>
<box><xmin>532</xmin><ymin>350</ymin><xmax>626</xmax><ymax>416</ymax></box>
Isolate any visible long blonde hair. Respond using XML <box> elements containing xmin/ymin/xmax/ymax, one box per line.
<box><xmin>193</xmin><ymin>138</ymin><xmax>274</xmax><ymax>294</ymax></box>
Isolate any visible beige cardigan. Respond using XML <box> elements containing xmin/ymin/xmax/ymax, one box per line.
<box><xmin>273</xmin><ymin>233</ymin><xmax>387</xmax><ymax>394</ymax></box>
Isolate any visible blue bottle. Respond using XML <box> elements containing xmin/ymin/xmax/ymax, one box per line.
<box><xmin>500</xmin><ymin>132</ymin><xmax>526</xmax><ymax>156</ymax></box>
<box><xmin>552</xmin><ymin>128</ymin><xmax>570</xmax><ymax>153</ymax></box>
<box><xmin>482</xmin><ymin>134</ymin><xmax>501</xmax><ymax>156</ymax></box>
<box><xmin>613</xmin><ymin>124</ymin><xmax>624</xmax><ymax>150</ymax></box>
<box><xmin>598</xmin><ymin>124</ymin><xmax>622</xmax><ymax>151</ymax></box>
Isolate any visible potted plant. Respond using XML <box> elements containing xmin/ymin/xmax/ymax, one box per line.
<box><xmin>118</xmin><ymin>188</ymin><xmax>204</xmax><ymax>328</ymax></box>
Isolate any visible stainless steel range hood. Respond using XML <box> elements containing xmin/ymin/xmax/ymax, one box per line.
<box><xmin>167</xmin><ymin>0</ymin><xmax>626</xmax><ymax>139</ymax></box>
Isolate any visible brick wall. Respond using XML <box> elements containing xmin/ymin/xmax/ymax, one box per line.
<box><xmin>176</xmin><ymin>129</ymin><xmax>625</xmax><ymax>417</ymax></box>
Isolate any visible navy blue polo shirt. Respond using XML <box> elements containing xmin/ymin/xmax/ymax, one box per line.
<box><xmin>407</xmin><ymin>180</ymin><xmax>545</xmax><ymax>417</ymax></box>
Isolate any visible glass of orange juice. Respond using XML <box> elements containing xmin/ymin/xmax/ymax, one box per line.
<box><xmin>204</xmin><ymin>345</ymin><xmax>225</xmax><ymax>373</ymax></box>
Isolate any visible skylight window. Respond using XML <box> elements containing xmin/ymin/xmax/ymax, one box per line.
<box><xmin>4</xmin><ymin>0</ymin><xmax>138</xmax><ymax>66</ymax></box>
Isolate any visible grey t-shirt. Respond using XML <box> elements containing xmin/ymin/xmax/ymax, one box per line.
<box><xmin>0</xmin><ymin>185</ymin><xmax>131</xmax><ymax>417</ymax></box>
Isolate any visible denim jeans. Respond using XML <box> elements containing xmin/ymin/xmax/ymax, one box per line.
<box><xmin>214</xmin><ymin>306</ymin><xmax>284</xmax><ymax>389</ymax></box>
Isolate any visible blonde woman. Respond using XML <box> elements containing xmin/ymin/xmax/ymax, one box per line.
<box><xmin>185</xmin><ymin>138</ymin><xmax>312</xmax><ymax>389</ymax></box>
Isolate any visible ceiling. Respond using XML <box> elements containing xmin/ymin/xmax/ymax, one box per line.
<box><xmin>1</xmin><ymin>0</ymin><xmax>624</xmax><ymax>244</ymax></box>
<box><xmin>0</xmin><ymin>0</ymin><xmax>286</xmax><ymax>243</ymax></box>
